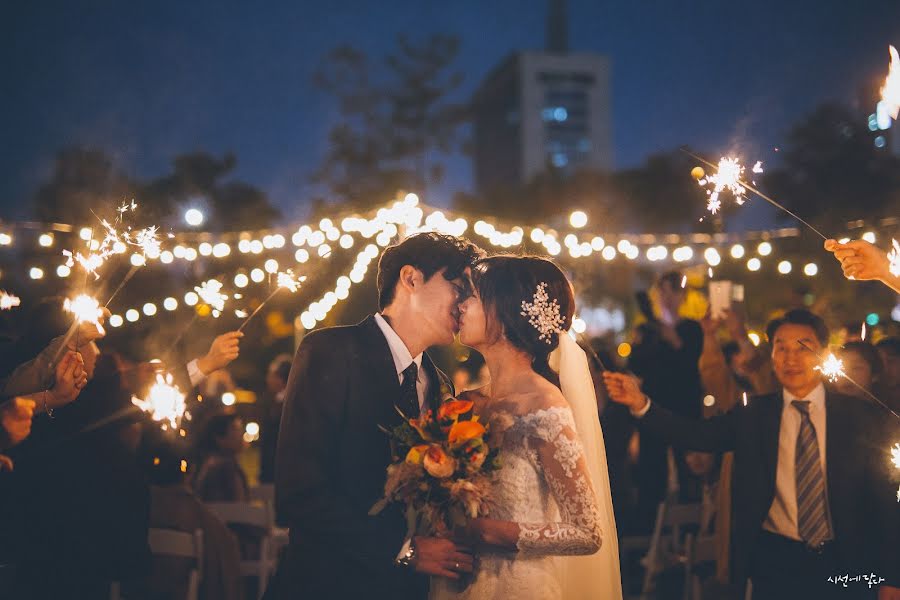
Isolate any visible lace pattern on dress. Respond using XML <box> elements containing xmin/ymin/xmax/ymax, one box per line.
<box><xmin>511</xmin><ymin>407</ymin><xmax>603</xmax><ymax>557</ymax></box>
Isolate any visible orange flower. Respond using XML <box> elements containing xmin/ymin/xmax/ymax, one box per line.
<box><xmin>423</xmin><ymin>445</ymin><xmax>456</xmax><ymax>478</ymax></box>
<box><xmin>438</xmin><ymin>400</ymin><xmax>474</xmax><ymax>421</ymax></box>
<box><xmin>448</xmin><ymin>420</ymin><xmax>486</xmax><ymax>446</ymax></box>
<box><xmin>405</xmin><ymin>444</ymin><xmax>430</xmax><ymax>465</ymax></box>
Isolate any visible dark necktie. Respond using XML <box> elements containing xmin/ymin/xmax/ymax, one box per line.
<box><xmin>792</xmin><ymin>400</ymin><xmax>831</xmax><ymax>548</ymax></box>
<box><xmin>400</xmin><ymin>362</ymin><xmax>419</xmax><ymax>418</ymax></box>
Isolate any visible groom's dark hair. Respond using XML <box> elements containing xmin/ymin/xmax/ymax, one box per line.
<box><xmin>377</xmin><ymin>232</ymin><xmax>484</xmax><ymax>310</ymax></box>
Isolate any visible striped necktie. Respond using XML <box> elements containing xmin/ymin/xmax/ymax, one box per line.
<box><xmin>792</xmin><ymin>400</ymin><xmax>831</xmax><ymax>548</ymax></box>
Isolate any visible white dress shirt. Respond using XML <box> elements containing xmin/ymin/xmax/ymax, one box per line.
<box><xmin>374</xmin><ymin>313</ymin><xmax>429</xmax><ymax>413</ymax></box>
<box><xmin>762</xmin><ymin>383</ymin><xmax>830</xmax><ymax>541</ymax></box>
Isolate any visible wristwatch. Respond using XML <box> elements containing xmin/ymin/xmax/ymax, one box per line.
<box><xmin>395</xmin><ymin>538</ymin><xmax>417</xmax><ymax>568</ymax></box>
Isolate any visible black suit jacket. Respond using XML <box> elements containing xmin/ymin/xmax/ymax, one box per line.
<box><xmin>638</xmin><ymin>389</ymin><xmax>899</xmax><ymax>587</ymax></box>
<box><xmin>272</xmin><ymin>316</ymin><xmax>450</xmax><ymax>599</ymax></box>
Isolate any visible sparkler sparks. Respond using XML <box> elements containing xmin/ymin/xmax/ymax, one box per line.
<box><xmin>237</xmin><ymin>271</ymin><xmax>307</xmax><ymax>332</ymax></box>
<box><xmin>131</xmin><ymin>373</ymin><xmax>186</xmax><ymax>429</ymax></box>
<box><xmin>64</xmin><ymin>294</ymin><xmax>106</xmax><ymax>335</ymax></box>
<box><xmin>882</xmin><ymin>45</ymin><xmax>900</xmax><ymax>120</ymax></box>
<box><xmin>276</xmin><ymin>270</ymin><xmax>306</xmax><ymax>293</ymax></box>
<box><xmin>194</xmin><ymin>279</ymin><xmax>228</xmax><ymax>312</ymax></box>
<box><xmin>0</xmin><ymin>291</ymin><xmax>21</xmax><ymax>310</ymax></box>
<box><xmin>814</xmin><ymin>353</ymin><xmax>845</xmax><ymax>382</ymax></box>
<box><xmin>888</xmin><ymin>238</ymin><xmax>900</xmax><ymax>278</ymax></box>
<box><xmin>891</xmin><ymin>443</ymin><xmax>900</xmax><ymax>470</ymax></box>
<box><xmin>696</xmin><ymin>157</ymin><xmax>760</xmax><ymax>215</ymax></box>
<box><xmin>116</xmin><ymin>199</ymin><xmax>138</xmax><ymax>221</ymax></box>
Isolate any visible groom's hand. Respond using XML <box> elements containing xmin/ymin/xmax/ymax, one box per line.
<box><xmin>411</xmin><ymin>536</ymin><xmax>474</xmax><ymax>579</ymax></box>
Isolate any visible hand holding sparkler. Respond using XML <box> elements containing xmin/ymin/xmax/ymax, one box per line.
<box><xmin>602</xmin><ymin>372</ymin><xmax>650</xmax><ymax>414</ymax></box>
<box><xmin>824</xmin><ymin>238</ymin><xmax>900</xmax><ymax>294</ymax></box>
<box><xmin>40</xmin><ymin>351</ymin><xmax>88</xmax><ymax>411</ymax></box>
<box><xmin>196</xmin><ymin>331</ymin><xmax>244</xmax><ymax>376</ymax></box>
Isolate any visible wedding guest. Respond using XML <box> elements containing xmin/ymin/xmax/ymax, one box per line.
<box><xmin>605</xmin><ymin>308</ymin><xmax>900</xmax><ymax>599</ymax></box>
<box><xmin>628</xmin><ymin>271</ymin><xmax>704</xmax><ymax>524</ymax></box>
<box><xmin>834</xmin><ymin>342</ymin><xmax>881</xmax><ymax>399</ymax></box>
<box><xmin>9</xmin><ymin>352</ymin><xmax>151</xmax><ymax>599</ymax></box>
<box><xmin>193</xmin><ymin>412</ymin><xmax>249</xmax><ymax>503</ymax></box>
<box><xmin>129</xmin><ymin>441</ymin><xmax>243</xmax><ymax>600</ymax></box>
<box><xmin>259</xmin><ymin>353</ymin><xmax>292</xmax><ymax>484</ymax></box>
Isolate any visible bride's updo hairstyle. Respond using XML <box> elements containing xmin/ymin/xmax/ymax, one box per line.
<box><xmin>471</xmin><ymin>256</ymin><xmax>575</xmax><ymax>384</ymax></box>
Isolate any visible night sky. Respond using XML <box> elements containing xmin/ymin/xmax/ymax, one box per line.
<box><xmin>3</xmin><ymin>0</ymin><xmax>900</xmax><ymax>224</ymax></box>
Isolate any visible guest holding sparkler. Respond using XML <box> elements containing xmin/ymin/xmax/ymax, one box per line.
<box><xmin>605</xmin><ymin>309</ymin><xmax>900</xmax><ymax>599</ymax></box>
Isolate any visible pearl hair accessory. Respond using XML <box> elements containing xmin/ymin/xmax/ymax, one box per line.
<box><xmin>521</xmin><ymin>282</ymin><xmax>565</xmax><ymax>343</ymax></box>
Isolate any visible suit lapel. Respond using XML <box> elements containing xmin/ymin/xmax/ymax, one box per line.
<box><xmin>759</xmin><ymin>393</ymin><xmax>783</xmax><ymax>493</ymax></box>
<box><xmin>824</xmin><ymin>391</ymin><xmax>846</xmax><ymax>535</ymax></box>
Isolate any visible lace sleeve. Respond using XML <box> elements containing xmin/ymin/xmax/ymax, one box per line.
<box><xmin>516</xmin><ymin>407</ymin><xmax>603</xmax><ymax>557</ymax></box>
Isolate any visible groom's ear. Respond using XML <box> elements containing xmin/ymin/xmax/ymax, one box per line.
<box><xmin>398</xmin><ymin>265</ymin><xmax>422</xmax><ymax>293</ymax></box>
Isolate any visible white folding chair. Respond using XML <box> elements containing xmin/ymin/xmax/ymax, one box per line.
<box><xmin>206</xmin><ymin>502</ymin><xmax>275</xmax><ymax>600</ymax></box>
<box><xmin>640</xmin><ymin>501</ymin><xmax>706</xmax><ymax>600</ymax></box>
<box><xmin>147</xmin><ymin>528</ymin><xmax>204</xmax><ymax>600</ymax></box>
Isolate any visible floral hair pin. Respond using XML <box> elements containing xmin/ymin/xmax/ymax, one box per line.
<box><xmin>521</xmin><ymin>282</ymin><xmax>564</xmax><ymax>343</ymax></box>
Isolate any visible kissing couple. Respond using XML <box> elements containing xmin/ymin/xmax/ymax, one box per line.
<box><xmin>270</xmin><ymin>232</ymin><xmax>622</xmax><ymax>599</ymax></box>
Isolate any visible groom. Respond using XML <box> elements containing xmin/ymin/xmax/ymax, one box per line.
<box><xmin>272</xmin><ymin>232</ymin><xmax>484</xmax><ymax>598</ymax></box>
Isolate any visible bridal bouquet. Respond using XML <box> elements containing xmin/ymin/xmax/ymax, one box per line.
<box><xmin>370</xmin><ymin>398</ymin><xmax>501</xmax><ymax>537</ymax></box>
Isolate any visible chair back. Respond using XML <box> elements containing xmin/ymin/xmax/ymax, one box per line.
<box><xmin>147</xmin><ymin>528</ymin><xmax>203</xmax><ymax>600</ymax></box>
<box><xmin>206</xmin><ymin>501</ymin><xmax>272</xmax><ymax>529</ymax></box>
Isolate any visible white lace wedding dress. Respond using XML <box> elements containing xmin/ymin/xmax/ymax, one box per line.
<box><xmin>430</xmin><ymin>406</ymin><xmax>603</xmax><ymax>600</ymax></box>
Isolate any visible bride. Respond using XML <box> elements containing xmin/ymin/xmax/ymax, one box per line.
<box><xmin>430</xmin><ymin>256</ymin><xmax>622</xmax><ymax>600</ymax></box>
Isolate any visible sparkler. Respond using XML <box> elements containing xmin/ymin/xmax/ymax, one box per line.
<box><xmin>237</xmin><ymin>270</ymin><xmax>306</xmax><ymax>332</ymax></box>
<box><xmin>131</xmin><ymin>372</ymin><xmax>186</xmax><ymax>430</ymax></box>
<box><xmin>882</xmin><ymin>45</ymin><xmax>900</xmax><ymax>120</ymax></box>
<box><xmin>798</xmin><ymin>340</ymin><xmax>900</xmax><ymax>420</ymax></box>
<box><xmin>64</xmin><ymin>294</ymin><xmax>106</xmax><ymax>336</ymax></box>
<box><xmin>195</xmin><ymin>279</ymin><xmax>228</xmax><ymax>313</ymax></box>
<box><xmin>814</xmin><ymin>353</ymin><xmax>845</xmax><ymax>382</ymax></box>
<box><xmin>682</xmin><ymin>147</ymin><xmax>829</xmax><ymax>240</ymax></box>
<box><xmin>0</xmin><ymin>291</ymin><xmax>21</xmax><ymax>310</ymax></box>
<box><xmin>861</xmin><ymin>322</ymin><xmax>867</xmax><ymax>342</ymax></box>
<box><xmin>695</xmin><ymin>157</ymin><xmax>754</xmax><ymax>215</ymax></box>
